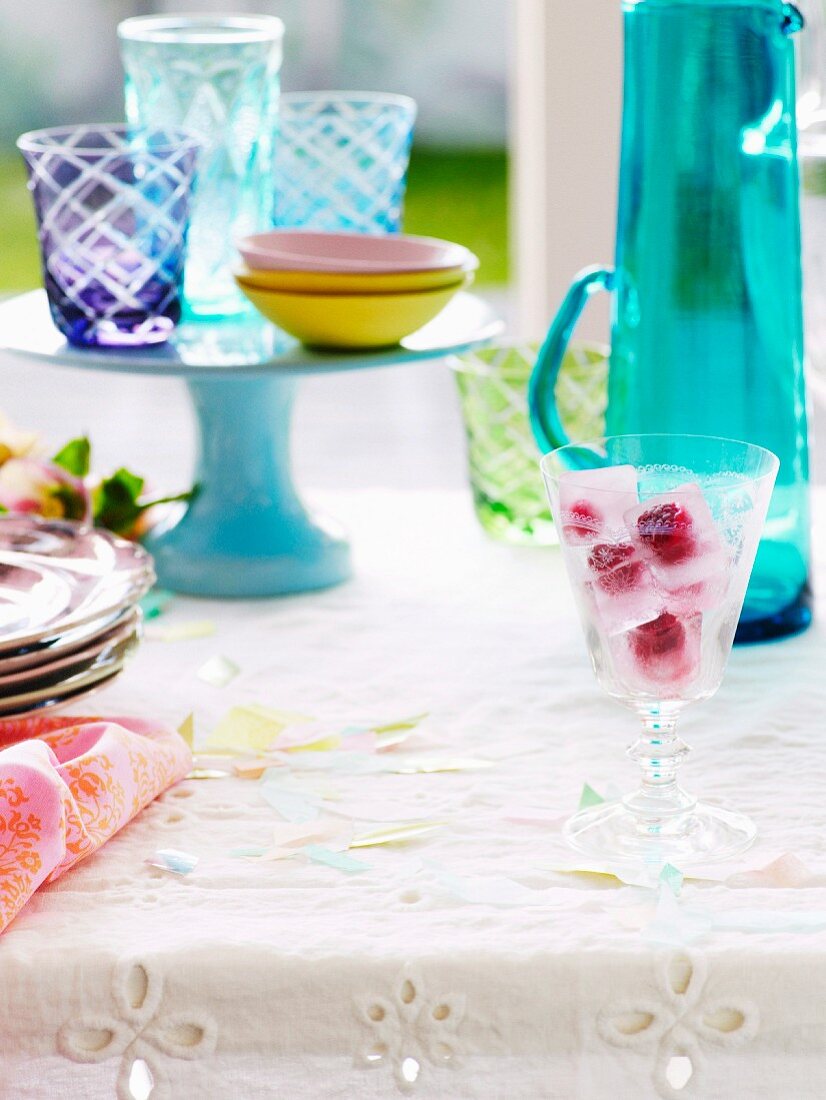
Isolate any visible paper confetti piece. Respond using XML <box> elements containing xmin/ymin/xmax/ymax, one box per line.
<box><xmin>145</xmin><ymin>849</ymin><xmax>199</xmax><ymax>876</ymax></box>
<box><xmin>350</xmin><ymin>821</ymin><xmax>445</xmax><ymax>849</ymax></box>
<box><xmin>178</xmin><ymin>713</ymin><xmax>194</xmax><ymax>749</ymax></box>
<box><xmin>283</xmin><ymin>732</ymin><xmax>343</xmax><ymax>753</ymax></box>
<box><xmin>578</xmin><ymin>783</ymin><xmax>605</xmax><ymax>811</ymax></box>
<box><xmin>660</xmin><ymin>863</ymin><xmax>684</xmax><ymax>897</ymax></box>
<box><xmin>373</xmin><ymin>728</ymin><xmax>414</xmax><ymax>751</ymax></box>
<box><xmin>425</xmin><ymin>861</ymin><xmax>559</xmax><ymax>908</ymax></box>
<box><xmin>643</xmin><ymin>884</ymin><xmax>712</xmax><ymax>946</ymax></box>
<box><xmin>186</xmin><ymin>768</ymin><xmax>230</xmax><ymax>780</ymax></box>
<box><xmin>260</xmin><ymin>777</ymin><xmax>322</xmax><ymax>823</ymax></box>
<box><xmin>552</xmin><ymin>868</ymin><xmax>629</xmax><ymax>888</ymax></box>
<box><xmin>146</xmin><ymin>620</ymin><xmax>216</xmax><ymax>642</ymax></box>
<box><xmin>232</xmin><ymin>757</ymin><xmax>280</xmax><ymax>779</ymax></box>
<box><xmin>285</xmin><ymin>751</ymin><xmax>385</xmax><ymax>775</ymax></box>
<box><xmin>275</xmin><ymin>721</ymin><xmax>375</xmax><ymax>754</ymax></box>
<box><xmin>139</xmin><ymin>588</ymin><xmax>174</xmax><ymax>620</ymax></box>
<box><xmin>372</xmin><ymin>713</ymin><xmax>428</xmax><ymax>733</ymax></box>
<box><xmin>550</xmin><ymin>861</ymin><xmax>656</xmax><ymax>889</ymax></box>
<box><xmin>341</xmin><ymin>724</ymin><xmax>371</xmax><ymax>739</ymax></box>
<box><xmin>258</xmin><ymin>818</ymin><xmax>353</xmax><ymax>860</ymax></box>
<box><xmin>197</xmin><ymin>654</ymin><xmax>240</xmax><ymax>688</ymax></box>
<box><xmin>205</xmin><ymin>704</ymin><xmax>292</xmax><ymax>754</ymax></box>
<box><xmin>726</xmin><ymin>854</ymin><xmax>824</xmax><ymax>889</ymax></box>
<box><xmin>339</xmin><ymin>730</ymin><xmax>378</xmax><ymax>753</ymax></box>
<box><xmin>229</xmin><ymin>846</ymin><xmax>267</xmax><ymax>858</ymax></box>
<box><xmin>276</xmin><ymin>818</ymin><xmax>351</xmax><ymax>848</ymax></box>
<box><xmin>304</xmin><ymin>844</ymin><xmax>370</xmax><ymax>874</ymax></box>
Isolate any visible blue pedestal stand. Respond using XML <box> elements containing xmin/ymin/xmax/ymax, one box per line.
<box><xmin>145</xmin><ymin>375</ymin><xmax>350</xmax><ymax>596</ymax></box>
<box><xmin>0</xmin><ymin>290</ymin><xmax>501</xmax><ymax>598</ymax></box>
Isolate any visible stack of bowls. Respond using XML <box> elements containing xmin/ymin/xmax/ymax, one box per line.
<box><xmin>234</xmin><ymin>230</ymin><xmax>479</xmax><ymax>349</ymax></box>
<box><xmin>0</xmin><ymin>516</ymin><xmax>154</xmax><ymax>718</ymax></box>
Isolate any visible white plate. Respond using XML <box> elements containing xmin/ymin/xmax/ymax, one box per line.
<box><xmin>0</xmin><ymin>605</ymin><xmax>136</xmax><ymax>674</ymax></box>
<box><xmin>0</xmin><ymin>517</ymin><xmax>153</xmax><ymax>653</ymax></box>
<box><xmin>0</xmin><ymin>560</ymin><xmax>75</xmax><ymax>635</ymax></box>
<box><xmin>0</xmin><ymin>669</ymin><xmax>123</xmax><ymax>722</ymax></box>
<box><xmin>0</xmin><ymin>630</ymin><xmax>139</xmax><ymax>714</ymax></box>
<box><xmin>0</xmin><ymin>611</ymin><xmax>141</xmax><ymax>690</ymax></box>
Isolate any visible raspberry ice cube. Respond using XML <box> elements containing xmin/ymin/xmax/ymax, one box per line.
<box><xmin>558</xmin><ymin>465</ymin><xmax>639</xmax><ymax>546</ymax></box>
<box><xmin>585</xmin><ymin>541</ymin><xmax>663</xmax><ymax>633</ymax></box>
<box><xmin>660</xmin><ymin>574</ymin><xmax>729</xmax><ymax>616</ymax></box>
<box><xmin>612</xmin><ymin>611</ymin><xmax>702</xmax><ymax>696</ymax></box>
<box><xmin>624</xmin><ymin>483</ymin><xmax>730</xmax><ymax>610</ymax></box>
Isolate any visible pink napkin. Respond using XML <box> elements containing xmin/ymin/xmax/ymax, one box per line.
<box><xmin>0</xmin><ymin>714</ymin><xmax>192</xmax><ymax>933</ymax></box>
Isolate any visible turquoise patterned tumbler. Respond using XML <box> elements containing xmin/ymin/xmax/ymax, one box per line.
<box><xmin>118</xmin><ymin>14</ymin><xmax>283</xmax><ymax>317</ymax></box>
<box><xmin>274</xmin><ymin>92</ymin><xmax>416</xmax><ymax>233</ymax></box>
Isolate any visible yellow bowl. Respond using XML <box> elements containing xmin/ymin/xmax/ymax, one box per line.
<box><xmin>236</xmin><ymin>276</ymin><xmax>470</xmax><ymax>349</ymax></box>
<box><xmin>233</xmin><ymin>261</ymin><xmax>477</xmax><ymax>295</ymax></box>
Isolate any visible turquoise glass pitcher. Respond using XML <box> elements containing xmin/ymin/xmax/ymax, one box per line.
<box><xmin>529</xmin><ymin>0</ymin><xmax>811</xmax><ymax>643</ymax></box>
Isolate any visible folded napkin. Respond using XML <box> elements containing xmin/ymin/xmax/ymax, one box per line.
<box><xmin>0</xmin><ymin>714</ymin><xmax>191</xmax><ymax>934</ymax></box>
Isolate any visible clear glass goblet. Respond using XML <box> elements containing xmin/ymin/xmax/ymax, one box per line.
<box><xmin>541</xmin><ymin>434</ymin><xmax>778</xmax><ymax>865</ymax></box>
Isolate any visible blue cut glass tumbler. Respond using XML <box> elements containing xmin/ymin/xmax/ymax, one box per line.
<box><xmin>17</xmin><ymin>124</ymin><xmax>198</xmax><ymax>348</ymax></box>
<box><xmin>119</xmin><ymin>14</ymin><xmax>283</xmax><ymax>317</ymax></box>
<box><xmin>274</xmin><ymin>92</ymin><xmax>416</xmax><ymax>233</ymax></box>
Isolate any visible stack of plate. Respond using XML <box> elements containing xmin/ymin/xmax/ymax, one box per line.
<box><xmin>0</xmin><ymin>516</ymin><xmax>154</xmax><ymax>718</ymax></box>
<box><xmin>233</xmin><ymin>229</ymin><xmax>479</xmax><ymax>349</ymax></box>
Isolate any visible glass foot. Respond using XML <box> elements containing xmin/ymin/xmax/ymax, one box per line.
<box><xmin>563</xmin><ymin>800</ymin><xmax>756</xmax><ymax>866</ymax></box>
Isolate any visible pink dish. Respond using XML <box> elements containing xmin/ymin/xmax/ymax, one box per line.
<box><xmin>237</xmin><ymin>229</ymin><xmax>476</xmax><ymax>274</ymax></box>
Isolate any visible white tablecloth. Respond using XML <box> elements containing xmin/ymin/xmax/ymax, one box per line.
<box><xmin>1</xmin><ymin>489</ymin><xmax>825</xmax><ymax>1100</ymax></box>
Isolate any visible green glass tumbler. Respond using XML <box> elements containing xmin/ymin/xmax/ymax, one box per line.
<box><xmin>452</xmin><ymin>342</ymin><xmax>608</xmax><ymax>545</ymax></box>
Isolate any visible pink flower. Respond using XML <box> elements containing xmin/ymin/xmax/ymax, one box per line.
<box><xmin>0</xmin><ymin>411</ymin><xmax>41</xmax><ymax>466</ymax></box>
<box><xmin>0</xmin><ymin>458</ymin><xmax>91</xmax><ymax>523</ymax></box>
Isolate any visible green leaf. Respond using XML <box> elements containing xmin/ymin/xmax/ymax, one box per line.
<box><xmin>51</xmin><ymin>484</ymin><xmax>87</xmax><ymax>521</ymax></box>
<box><xmin>53</xmin><ymin>437</ymin><xmax>91</xmax><ymax>477</ymax></box>
<box><xmin>135</xmin><ymin>488</ymin><xmax>197</xmax><ymax>512</ymax></box>
<box><xmin>92</xmin><ymin>467</ymin><xmax>146</xmax><ymax>534</ymax></box>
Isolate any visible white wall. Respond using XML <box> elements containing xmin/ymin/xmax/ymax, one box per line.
<box><xmin>510</xmin><ymin>0</ymin><xmax>622</xmax><ymax>339</ymax></box>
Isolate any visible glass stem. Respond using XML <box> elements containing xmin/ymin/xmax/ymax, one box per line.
<box><xmin>623</xmin><ymin>707</ymin><xmax>696</xmax><ymax>828</ymax></box>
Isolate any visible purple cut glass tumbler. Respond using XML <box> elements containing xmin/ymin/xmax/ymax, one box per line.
<box><xmin>17</xmin><ymin>124</ymin><xmax>199</xmax><ymax>348</ymax></box>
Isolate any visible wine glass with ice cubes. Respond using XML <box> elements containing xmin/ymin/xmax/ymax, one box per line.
<box><xmin>541</xmin><ymin>434</ymin><xmax>779</xmax><ymax>864</ymax></box>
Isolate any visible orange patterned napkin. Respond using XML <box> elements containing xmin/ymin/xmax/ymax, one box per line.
<box><xmin>0</xmin><ymin>714</ymin><xmax>191</xmax><ymax>933</ymax></box>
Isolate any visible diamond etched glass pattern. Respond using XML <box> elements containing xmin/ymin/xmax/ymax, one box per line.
<box><xmin>17</xmin><ymin>125</ymin><xmax>198</xmax><ymax>348</ymax></box>
<box><xmin>119</xmin><ymin>15</ymin><xmax>283</xmax><ymax>316</ymax></box>
<box><xmin>274</xmin><ymin>93</ymin><xmax>416</xmax><ymax>234</ymax></box>
<box><xmin>452</xmin><ymin>343</ymin><xmax>608</xmax><ymax>545</ymax></box>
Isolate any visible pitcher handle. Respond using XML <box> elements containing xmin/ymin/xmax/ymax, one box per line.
<box><xmin>528</xmin><ymin>265</ymin><xmax>615</xmax><ymax>453</ymax></box>
<box><xmin>781</xmin><ymin>3</ymin><xmax>804</xmax><ymax>35</ymax></box>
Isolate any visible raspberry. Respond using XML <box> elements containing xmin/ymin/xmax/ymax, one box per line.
<box><xmin>588</xmin><ymin>542</ymin><xmax>635</xmax><ymax>574</ymax></box>
<box><xmin>562</xmin><ymin>499</ymin><xmax>602</xmax><ymax>540</ymax></box>
<box><xmin>597</xmin><ymin>561</ymin><xmax>646</xmax><ymax>595</ymax></box>
<box><xmin>636</xmin><ymin>502</ymin><xmax>695</xmax><ymax>564</ymax></box>
<box><xmin>630</xmin><ymin>612</ymin><xmax>685</xmax><ymax>661</ymax></box>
